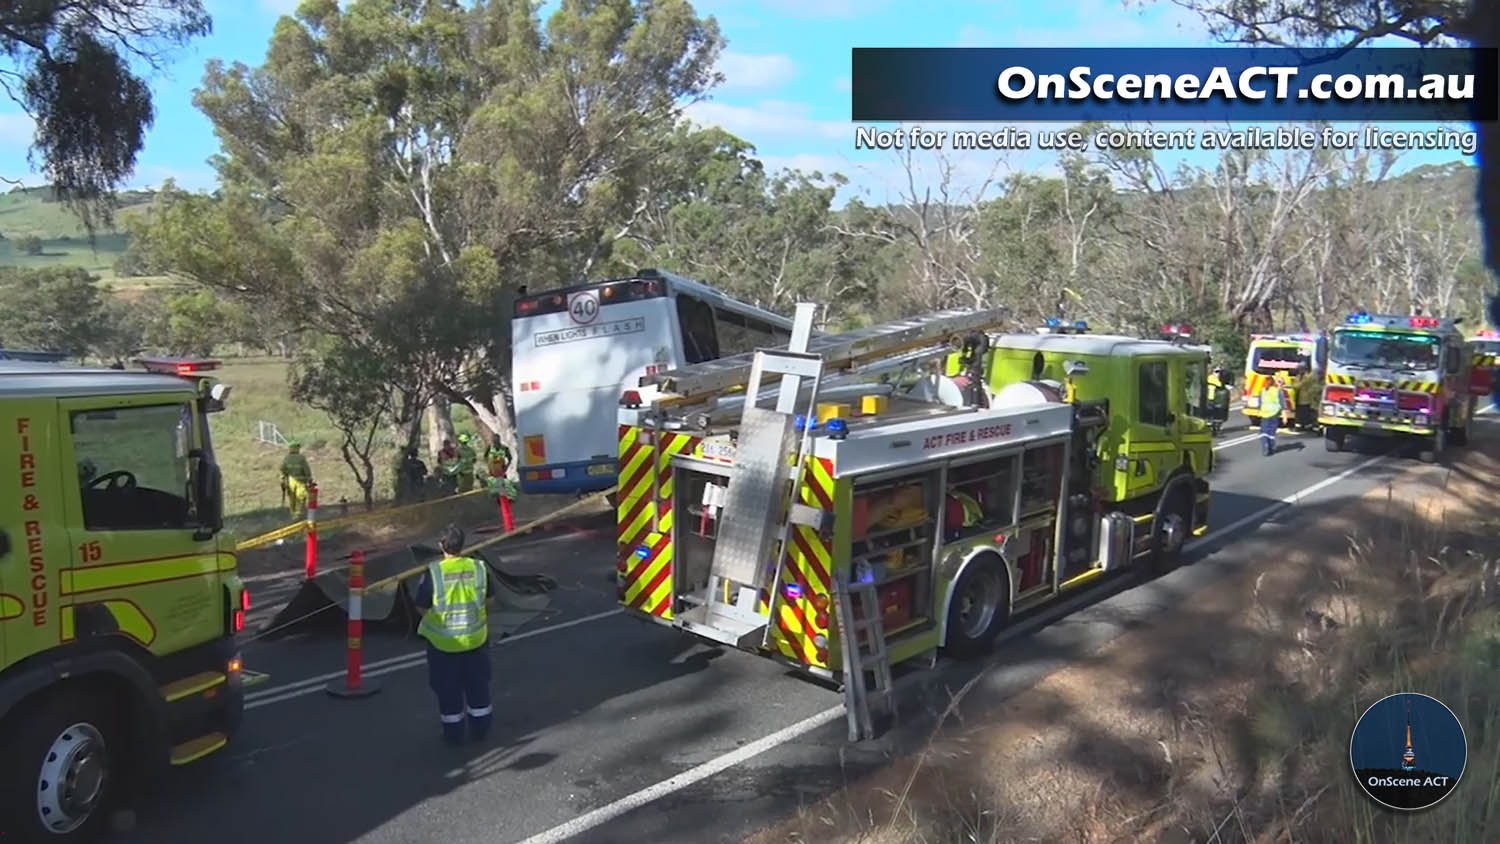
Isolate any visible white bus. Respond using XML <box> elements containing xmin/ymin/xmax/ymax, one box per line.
<box><xmin>511</xmin><ymin>268</ymin><xmax>795</xmax><ymax>496</ymax></box>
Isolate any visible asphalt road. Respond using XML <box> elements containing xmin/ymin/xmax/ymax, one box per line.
<box><xmin>111</xmin><ymin>408</ymin><xmax>1496</xmax><ymax>844</ymax></box>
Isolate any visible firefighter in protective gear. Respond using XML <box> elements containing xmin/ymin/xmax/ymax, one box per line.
<box><xmin>415</xmin><ymin>524</ymin><xmax>494</xmax><ymax>745</ymax></box>
<box><xmin>484</xmin><ymin>437</ymin><xmax>517</xmax><ymax>498</ymax></box>
<box><xmin>1258</xmin><ymin>374</ymin><xmax>1291</xmax><ymax>457</ymax></box>
<box><xmin>435</xmin><ymin>439</ymin><xmax>460</xmax><ymax>495</ymax></box>
<box><xmin>1205</xmin><ymin>367</ymin><xmax>1231</xmax><ymax>433</ymax></box>
<box><xmin>395</xmin><ymin>446</ymin><xmax>428</xmax><ymax>502</ymax></box>
<box><xmin>280</xmin><ymin>440</ymin><xmax>314</xmax><ymax>519</ymax></box>
<box><xmin>455</xmin><ymin>434</ymin><xmax>478</xmax><ymax>493</ymax></box>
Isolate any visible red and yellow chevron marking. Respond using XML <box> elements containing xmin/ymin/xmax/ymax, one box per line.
<box><xmin>1326</xmin><ymin>372</ymin><xmax>1356</xmax><ymax>386</ymax></box>
<box><xmin>1396</xmin><ymin>380</ymin><xmax>1439</xmax><ymax>394</ymax></box>
<box><xmin>762</xmin><ymin>457</ymin><xmax>836</xmax><ymax>669</ymax></box>
<box><xmin>616</xmin><ymin>425</ymin><xmax>699</xmax><ymax>619</ymax></box>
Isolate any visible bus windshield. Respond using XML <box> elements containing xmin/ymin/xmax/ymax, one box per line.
<box><xmin>1249</xmin><ymin>345</ymin><xmax>1306</xmax><ymax>375</ymax></box>
<box><xmin>1331</xmin><ymin>330</ymin><xmax>1440</xmax><ymax>371</ymax></box>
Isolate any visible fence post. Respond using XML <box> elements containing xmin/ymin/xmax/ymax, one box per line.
<box><xmin>326</xmin><ymin>549</ymin><xmax>381</xmax><ymax>698</ymax></box>
<box><xmin>304</xmin><ymin>483</ymin><xmax>319</xmax><ymax>580</ymax></box>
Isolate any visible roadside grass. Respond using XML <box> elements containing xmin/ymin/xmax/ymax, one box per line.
<box><xmin>211</xmin><ymin>356</ymin><xmax>493</xmax><ymax>542</ymax></box>
<box><xmin>754</xmin><ymin>446</ymin><xmax>1500</xmax><ymax>844</ymax></box>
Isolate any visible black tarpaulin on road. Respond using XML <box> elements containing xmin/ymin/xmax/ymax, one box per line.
<box><xmin>258</xmin><ymin>544</ymin><xmax>556</xmax><ymax>640</ymax></box>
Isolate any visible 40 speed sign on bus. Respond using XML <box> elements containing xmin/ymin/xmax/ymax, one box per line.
<box><xmin>569</xmin><ymin>290</ymin><xmax>600</xmax><ymax>324</ymax></box>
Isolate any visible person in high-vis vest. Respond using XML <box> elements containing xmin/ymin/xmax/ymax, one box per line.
<box><xmin>1258</xmin><ymin>374</ymin><xmax>1290</xmax><ymax>457</ymax></box>
<box><xmin>415</xmin><ymin>524</ymin><xmax>494</xmax><ymax>745</ymax></box>
<box><xmin>280</xmin><ymin>440</ymin><xmax>313</xmax><ymax>520</ymax></box>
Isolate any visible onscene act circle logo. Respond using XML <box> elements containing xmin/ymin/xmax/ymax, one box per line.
<box><xmin>1350</xmin><ymin>692</ymin><xmax>1467</xmax><ymax>811</ymax></box>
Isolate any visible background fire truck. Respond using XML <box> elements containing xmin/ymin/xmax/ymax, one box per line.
<box><xmin>1</xmin><ymin>357</ymin><xmax>247</xmax><ymax>843</ymax></box>
<box><xmin>1319</xmin><ymin>312</ymin><xmax>1475</xmax><ymax>462</ymax></box>
<box><xmin>613</xmin><ymin>305</ymin><xmax>1213</xmax><ymax>739</ymax></box>
<box><xmin>1468</xmin><ymin>328</ymin><xmax>1500</xmax><ymax>405</ymax></box>
<box><xmin>1242</xmin><ymin>332</ymin><xmax>1327</xmax><ymax>430</ymax></box>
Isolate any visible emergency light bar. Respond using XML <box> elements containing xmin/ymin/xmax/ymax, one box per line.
<box><xmin>1409</xmin><ymin>316</ymin><xmax>1440</xmax><ymax>328</ymax></box>
<box><xmin>1346</xmin><ymin>312</ymin><xmax>1372</xmax><ymax>324</ymax></box>
<box><xmin>1038</xmin><ymin>317</ymin><xmax>1089</xmax><ymax>334</ymax></box>
<box><xmin>1161</xmin><ymin>322</ymin><xmax>1194</xmax><ymax>338</ymax></box>
<box><xmin>1477</xmin><ymin>329</ymin><xmax>1499</xmax><ymax>339</ymax></box>
<box><xmin>136</xmin><ymin>357</ymin><xmax>222</xmax><ymax>375</ymax></box>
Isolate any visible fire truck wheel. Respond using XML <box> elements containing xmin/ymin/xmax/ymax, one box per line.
<box><xmin>944</xmin><ymin>558</ymin><xmax>1009</xmax><ymax>658</ymax></box>
<box><xmin>1148</xmin><ymin>489</ymin><xmax>1192</xmax><ymax>575</ymax></box>
<box><xmin>0</xmin><ymin>690</ymin><xmax>123</xmax><ymax>843</ymax></box>
<box><xmin>1419</xmin><ymin>421</ymin><xmax>1446</xmax><ymax>464</ymax></box>
<box><xmin>1449</xmin><ymin>400</ymin><xmax>1472</xmax><ymax>447</ymax></box>
<box><xmin>1324</xmin><ymin>431</ymin><xmax>1346</xmax><ymax>452</ymax></box>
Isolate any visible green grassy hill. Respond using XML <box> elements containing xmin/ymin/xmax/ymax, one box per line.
<box><xmin>0</xmin><ymin>186</ymin><xmax>171</xmax><ymax>287</ymax></box>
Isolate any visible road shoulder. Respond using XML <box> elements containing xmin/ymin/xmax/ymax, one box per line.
<box><xmin>748</xmin><ymin>432</ymin><xmax>1500</xmax><ymax>844</ymax></box>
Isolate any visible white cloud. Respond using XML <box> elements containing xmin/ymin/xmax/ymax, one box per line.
<box><xmin>0</xmin><ymin>112</ymin><xmax>35</xmax><ymax>147</ymax></box>
<box><xmin>833</xmin><ymin>76</ymin><xmax>851</xmax><ymax>93</ymax></box>
<box><xmin>685</xmin><ymin>99</ymin><xmax>848</xmax><ymax>142</ymax></box>
<box><xmin>716</xmin><ymin>51</ymin><xmax>799</xmax><ymax>93</ymax></box>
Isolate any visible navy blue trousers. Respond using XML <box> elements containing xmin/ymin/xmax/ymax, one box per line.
<box><xmin>426</xmin><ymin>643</ymin><xmax>493</xmax><ymax>744</ymax></box>
<box><xmin>1260</xmin><ymin>414</ymin><xmax>1280</xmax><ymax>455</ymax></box>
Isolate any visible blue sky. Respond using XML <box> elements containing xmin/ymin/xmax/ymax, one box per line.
<box><xmin>0</xmin><ymin>0</ymin><xmax>1479</xmax><ymax>207</ymax></box>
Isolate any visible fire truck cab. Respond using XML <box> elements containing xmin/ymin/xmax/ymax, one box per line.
<box><xmin>614</xmin><ymin>306</ymin><xmax>1213</xmax><ymax>735</ymax></box>
<box><xmin>1320</xmin><ymin>312</ymin><xmax>1474</xmax><ymax>462</ymax></box>
<box><xmin>1</xmin><ymin>356</ymin><xmax>246</xmax><ymax>842</ymax></box>
<box><xmin>1242</xmin><ymin>332</ymin><xmax>1327</xmax><ymax>430</ymax></box>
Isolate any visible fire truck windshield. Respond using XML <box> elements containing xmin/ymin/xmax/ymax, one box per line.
<box><xmin>1332</xmin><ymin>330</ymin><xmax>1439</xmax><ymax>371</ymax></box>
<box><xmin>1249</xmin><ymin>345</ymin><xmax>1306</xmax><ymax>374</ymax></box>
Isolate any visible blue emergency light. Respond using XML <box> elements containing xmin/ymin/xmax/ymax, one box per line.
<box><xmin>794</xmin><ymin>414</ymin><xmax>819</xmax><ymax>432</ymax></box>
<box><xmin>1044</xmin><ymin>317</ymin><xmax>1062</xmax><ymax>327</ymax></box>
<box><xmin>1074</xmin><ymin>320</ymin><xmax>1088</xmax><ymax>330</ymax></box>
<box><xmin>634</xmin><ymin>546</ymin><xmax>650</xmax><ymax>559</ymax></box>
<box><xmin>826</xmin><ymin>418</ymin><xmax>849</xmax><ymax>440</ymax></box>
<box><xmin>1346</xmin><ymin>312</ymin><xmax>1372</xmax><ymax>324</ymax></box>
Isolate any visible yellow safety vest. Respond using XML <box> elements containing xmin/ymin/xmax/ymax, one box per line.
<box><xmin>950</xmin><ymin>491</ymin><xmax>982</xmax><ymax>527</ymax></box>
<box><xmin>419</xmin><ymin>556</ymin><xmax>489</xmax><ymax>653</ymax></box>
<box><xmin>1260</xmin><ymin>381</ymin><xmax>1285</xmax><ymax>416</ymax></box>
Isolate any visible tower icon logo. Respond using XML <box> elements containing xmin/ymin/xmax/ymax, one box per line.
<box><xmin>1351</xmin><ymin>692</ymin><xmax>1466</xmax><ymax>811</ymax></box>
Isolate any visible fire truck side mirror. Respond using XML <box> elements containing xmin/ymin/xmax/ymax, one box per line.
<box><xmin>194</xmin><ymin>458</ymin><xmax>225</xmax><ymax>538</ymax></box>
<box><xmin>1063</xmin><ymin>360</ymin><xmax>1088</xmax><ymax>377</ymax></box>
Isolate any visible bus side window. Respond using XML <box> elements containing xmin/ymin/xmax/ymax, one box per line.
<box><xmin>714</xmin><ymin>307</ymin><xmax>788</xmax><ymax>355</ymax></box>
<box><xmin>676</xmin><ymin>294</ymin><xmax>720</xmax><ymax>363</ymax></box>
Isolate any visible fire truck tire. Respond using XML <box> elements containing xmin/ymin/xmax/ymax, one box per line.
<box><xmin>1324</xmin><ymin>431</ymin><xmax>1346</xmax><ymax>452</ymax></box>
<box><xmin>0</xmin><ymin>689</ymin><xmax>124</xmax><ymax>843</ymax></box>
<box><xmin>943</xmin><ymin>557</ymin><xmax>1009</xmax><ymax>658</ymax></box>
<box><xmin>1449</xmin><ymin>399</ymin><xmax>1472</xmax><ymax>447</ymax></box>
<box><xmin>1419</xmin><ymin>421</ymin><xmax>1446</xmax><ymax>464</ymax></box>
<box><xmin>1148</xmin><ymin>488</ymin><xmax>1192</xmax><ymax>575</ymax></box>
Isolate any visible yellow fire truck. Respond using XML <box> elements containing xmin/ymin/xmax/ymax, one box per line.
<box><xmin>614</xmin><ymin>306</ymin><xmax>1212</xmax><ymax>739</ymax></box>
<box><xmin>1242</xmin><ymin>332</ymin><xmax>1326</xmax><ymax>430</ymax></box>
<box><xmin>1</xmin><ymin>357</ymin><xmax>247</xmax><ymax>842</ymax></box>
<box><xmin>1320</xmin><ymin>312</ymin><xmax>1475</xmax><ymax>461</ymax></box>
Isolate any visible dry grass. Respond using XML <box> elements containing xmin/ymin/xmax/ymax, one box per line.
<box><xmin>751</xmin><ymin>438</ymin><xmax>1500</xmax><ymax>844</ymax></box>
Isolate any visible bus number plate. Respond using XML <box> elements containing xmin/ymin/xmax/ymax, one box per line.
<box><xmin>701</xmin><ymin>438</ymin><xmax>736</xmax><ymax>462</ymax></box>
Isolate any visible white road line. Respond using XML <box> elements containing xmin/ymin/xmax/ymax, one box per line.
<box><xmin>511</xmin><ymin>449</ymin><xmax>1399</xmax><ymax>844</ymax></box>
<box><xmin>1213</xmin><ymin>432</ymin><xmax>1261</xmax><ymax>450</ymax></box>
<box><xmin>512</xmin><ymin>706</ymin><xmax>850</xmax><ymax>844</ymax></box>
<box><xmin>244</xmin><ymin>608</ymin><xmax>624</xmax><ymax>707</ymax></box>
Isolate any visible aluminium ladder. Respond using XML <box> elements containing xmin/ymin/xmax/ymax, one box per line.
<box><xmin>835</xmin><ymin>578</ymin><xmax>894</xmax><ymax>741</ymax></box>
<box><xmin>642</xmin><ymin>307</ymin><xmax>1013</xmax><ymax>402</ymax></box>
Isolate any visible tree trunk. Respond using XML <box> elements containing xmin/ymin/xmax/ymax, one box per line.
<box><xmin>427</xmin><ymin>395</ymin><xmax>456</xmax><ymax>457</ymax></box>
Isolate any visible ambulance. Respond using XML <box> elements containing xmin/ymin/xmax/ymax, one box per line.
<box><xmin>613</xmin><ymin>306</ymin><xmax>1212</xmax><ymax>734</ymax></box>
<box><xmin>1242</xmin><ymin>332</ymin><xmax>1326</xmax><ymax>430</ymax></box>
<box><xmin>1</xmin><ymin>357</ymin><xmax>247</xmax><ymax>842</ymax></box>
<box><xmin>1319</xmin><ymin>312</ymin><xmax>1475</xmax><ymax>461</ymax></box>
